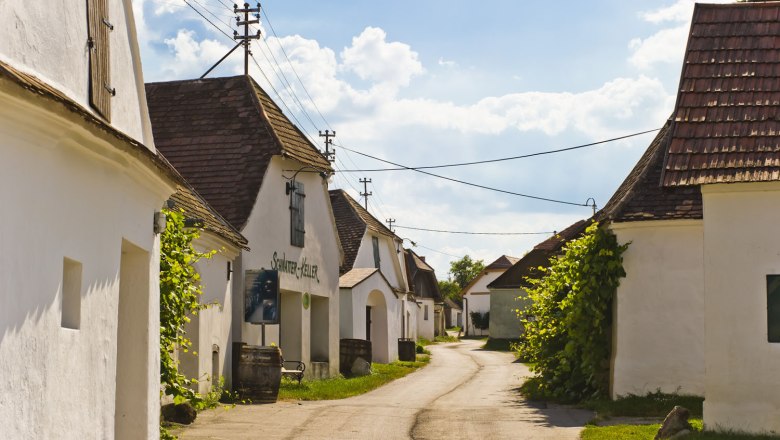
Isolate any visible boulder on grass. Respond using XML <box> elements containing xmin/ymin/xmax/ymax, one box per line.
<box><xmin>654</xmin><ymin>405</ymin><xmax>692</xmax><ymax>439</ymax></box>
<box><xmin>351</xmin><ymin>357</ymin><xmax>372</xmax><ymax>377</ymax></box>
<box><xmin>161</xmin><ymin>402</ymin><xmax>197</xmax><ymax>425</ymax></box>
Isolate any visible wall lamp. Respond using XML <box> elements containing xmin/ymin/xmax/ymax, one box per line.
<box><xmin>284</xmin><ymin>165</ymin><xmax>331</xmax><ymax>194</ymax></box>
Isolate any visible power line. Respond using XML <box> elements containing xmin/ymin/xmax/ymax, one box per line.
<box><xmin>414</xmin><ymin>244</ymin><xmax>463</xmax><ymax>259</ymax></box>
<box><xmin>335</xmin><ymin>144</ymin><xmax>588</xmax><ymax>207</ymax></box>
<box><xmin>182</xmin><ymin>0</ymin><xmax>233</xmax><ymax>40</ymax></box>
<box><xmin>394</xmin><ymin>225</ymin><xmax>554</xmax><ymax>236</ymax></box>
<box><xmin>190</xmin><ymin>0</ymin><xmax>234</xmax><ymax>30</ymax></box>
<box><xmin>337</xmin><ymin>128</ymin><xmax>661</xmax><ymax>172</ymax></box>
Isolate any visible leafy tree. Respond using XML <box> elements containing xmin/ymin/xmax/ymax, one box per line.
<box><xmin>438</xmin><ymin>279</ymin><xmax>461</xmax><ymax>304</ymax></box>
<box><xmin>518</xmin><ymin>222</ymin><xmax>628</xmax><ymax>401</ymax></box>
<box><xmin>470</xmin><ymin>311</ymin><xmax>490</xmax><ymax>335</ymax></box>
<box><xmin>449</xmin><ymin>255</ymin><xmax>485</xmax><ymax>289</ymax></box>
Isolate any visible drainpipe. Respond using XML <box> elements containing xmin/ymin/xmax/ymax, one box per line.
<box><xmin>463</xmin><ymin>297</ymin><xmax>468</xmax><ymax>337</ymax></box>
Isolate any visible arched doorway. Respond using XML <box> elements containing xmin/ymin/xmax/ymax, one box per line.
<box><xmin>366</xmin><ymin>289</ymin><xmax>389</xmax><ymax>363</ymax></box>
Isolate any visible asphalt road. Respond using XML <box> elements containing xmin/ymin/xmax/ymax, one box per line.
<box><xmin>179</xmin><ymin>338</ymin><xmax>592</xmax><ymax>439</ymax></box>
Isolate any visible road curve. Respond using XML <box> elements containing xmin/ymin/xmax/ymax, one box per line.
<box><xmin>180</xmin><ymin>339</ymin><xmax>592</xmax><ymax>439</ymax></box>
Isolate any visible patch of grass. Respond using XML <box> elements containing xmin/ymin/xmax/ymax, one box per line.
<box><xmin>417</xmin><ymin>337</ymin><xmax>433</xmax><ymax>347</ymax></box>
<box><xmin>481</xmin><ymin>337</ymin><xmax>519</xmax><ymax>352</ymax></box>
<box><xmin>446</xmin><ymin>326</ymin><xmax>461</xmax><ymax>332</ymax></box>
<box><xmin>582</xmin><ymin>391</ymin><xmax>704</xmax><ymax>418</ymax></box>
<box><xmin>583</xmin><ymin>419</ymin><xmax>780</xmax><ymax>439</ymax></box>
<box><xmin>277</xmin><ymin>357</ymin><xmax>430</xmax><ymax>401</ymax></box>
<box><xmin>434</xmin><ymin>334</ymin><xmax>459</xmax><ymax>343</ymax></box>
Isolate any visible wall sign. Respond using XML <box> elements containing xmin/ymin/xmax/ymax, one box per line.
<box><xmin>271</xmin><ymin>251</ymin><xmax>320</xmax><ymax>283</ymax></box>
<box><xmin>244</xmin><ymin>269</ymin><xmax>280</xmax><ymax>324</ymax></box>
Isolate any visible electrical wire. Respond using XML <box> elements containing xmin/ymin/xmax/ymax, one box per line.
<box><xmin>190</xmin><ymin>0</ymin><xmax>235</xmax><ymax>30</ymax></box>
<box><xmin>182</xmin><ymin>0</ymin><xmax>234</xmax><ymax>40</ymax></box>
<box><xmin>394</xmin><ymin>225</ymin><xmax>554</xmax><ymax>236</ymax></box>
<box><xmin>335</xmin><ymin>143</ymin><xmax>588</xmax><ymax>207</ymax></box>
<box><xmin>414</xmin><ymin>244</ymin><xmax>463</xmax><ymax>259</ymax></box>
<box><xmin>337</xmin><ymin>128</ymin><xmax>661</xmax><ymax>172</ymax></box>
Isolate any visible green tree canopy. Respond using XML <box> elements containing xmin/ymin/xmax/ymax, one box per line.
<box><xmin>449</xmin><ymin>255</ymin><xmax>485</xmax><ymax>289</ymax></box>
<box><xmin>438</xmin><ymin>279</ymin><xmax>461</xmax><ymax>304</ymax></box>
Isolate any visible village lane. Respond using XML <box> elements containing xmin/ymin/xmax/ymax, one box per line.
<box><xmin>180</xmin><ymin>339</ymin><xmax>592</xmax><ymax>440</ymax></box>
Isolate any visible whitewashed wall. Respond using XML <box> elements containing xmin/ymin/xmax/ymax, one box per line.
<box><xmin>609</xmin><ymin>220</ymin><xmax>705</xmax><ymax>398</ymax></box>
<box><xmin>464</xmin><ymin>293</ymin><xmax>490</xmax><ymax>336</ymax></box>
<box><xmin>233</xmin><ymin>156</ymin><xmax>340</xmax><ymax>377</ymax></box>
<box><xmin>701</xmin><ymin>183</ymin><xmax>780</xmax><ymax>434</ymax></box>
<box><xmin>0</xmin><ymin>90</ymin><xmax>171</xmax><ymax>439</ymax></box>
<box><xmin>0</xmin><ymin>0</ymin><xmax>154</xmax><ymax>147</ymax></box>
<box><xmin>354</xmin><ymin>234</ymin><xmax>405</xmax><ymax>290</ymax></box>
<box><xmin>417</xmin><ymin>298</ymin><xmax>435</xmax><ymax>340</ymax></box>
<box><xmin>179</xmin><ymin>235</ymin><xmax>238</xmax><ymax>393</ymax></box>
<box><xmin>489</xmin><ymin>289</ymin><xmax>529</xmax><ymax>339</ymax></box>
<box><xmin>404</xmin><ymin>297</ymin><xmax>419</xmax><ymax>340</ymax></box>
<box><xmin>339</xmin><ymin>274</ymin><xmax>401</xmax><ymax>363</ymax></box>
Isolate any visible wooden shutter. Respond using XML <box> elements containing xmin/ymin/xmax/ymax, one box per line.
<box><xmin>87</xmin><ymin>0</ymin><xmax>112</xmax><ymax>120</ymax></box>
<box><xmin>290</xmin><ymin>181</ymin><xmax>305</xmax><ymax>247</ymax></box>
<box><xmin>372</xmin><ymin>236</ymin><xmax>380</xmax><ymax>268</ymax></box>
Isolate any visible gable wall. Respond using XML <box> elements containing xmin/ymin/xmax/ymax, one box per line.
<box><xmin>701</xmin><ymin>182</ymin><xmax>780</xmax><ymax>433</ymax></box>
<box><xmin>609</xmin><ymin>220</ymin><xmax>705</xmax><ymax>398</ymax></box>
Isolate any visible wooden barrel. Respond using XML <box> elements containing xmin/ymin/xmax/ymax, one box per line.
<box><xmin>339</xmin><ymin>339</ymin><xmax>372</xmax><ymax>376</ymax></box>
<box><xmin>397</xmin><ymin>338</ymin><xmax>416</xmax><ymax>362</ymax></box>
<box><xmin>232</xmin><ymin>343</ymin><xmax>282</xmax><ymax>403</ymax></box>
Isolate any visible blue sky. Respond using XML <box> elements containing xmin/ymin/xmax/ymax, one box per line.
<box><xmin>133</xmin><ymin>0</ymin><xmax>726</xmax><ymax>276</ymax></box>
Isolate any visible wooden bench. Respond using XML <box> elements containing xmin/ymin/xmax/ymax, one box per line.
<box><xmin>281</xmin><ymin>359</ymin><xmax>305</xmax><ymax>384</ymax></box>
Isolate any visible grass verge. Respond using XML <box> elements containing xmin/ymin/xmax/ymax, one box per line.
<box><xmin>582</xmin><ymin>419</ymin><xmax>780</xmax><ymax>439</ymax></box>
<box><xmin>434</xmin><ymin>334</ymin><xmax>459</xmax><ymax>343</ymax></box>
<box><xmin>278</xmin><ymin>356</ymin><xmax>430</xmax><ymax>401</ymax></box>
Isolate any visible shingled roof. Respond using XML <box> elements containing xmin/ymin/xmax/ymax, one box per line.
<box><xmin>488</xmin><ymin>219</ymin><xmax>589</xmax><ymax>290</ymax></box>
<box><xmin>170</xmin><ymin>184</ymin><xmax>248</xmax><ymax>250</ymax></box>
<box><xmin>598</xmin><ymin>122</ymin><xmax>702</xmax><ymax>222</ymax></box>
<box><xmin>329</xmin><ymin>189</ymin><xmax>396</xmax><ymax>274</ymax></box>
<box><xmin>663</xmin><ymin>2</ymin><xmax>780</xmax><ymax>187</ymax></box>
<box><xmin>485</xmin><ymin>255</ymin><xmax>520</xmax><ymax>270</ymax></box>
<box><xmin>145</xmin><ymin>75</ymin><xmax>332</xmax><ymax>230</ymax></box>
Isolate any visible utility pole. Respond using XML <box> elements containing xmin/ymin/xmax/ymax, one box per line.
<box><xmin>319</xmin><ymin>130</ymin><xmax>336</xmax><ymax>162</ymax></box>
<box><xmin>386</xmin><ymin>218</ymin><xmax>396</xmax><ymax>233</ymax></box>
<box><xmin>199</xmin><ymin>2</ymin><xmax>260</xmax><ymax>78</ymax></box>
<box><xmin>359</xmin><ymin>178</ymin><xmax>372</xmax><ymax>210</ymax></box>
<box><xmin>234</xmin><ymin>3</ymin><xmax>261</xmax><ymax>75</ymax></box>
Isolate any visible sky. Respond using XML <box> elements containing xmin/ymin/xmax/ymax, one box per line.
<box><xmin>133</xmin><ymin>0</ymin><xmax>730</xmax><ymax>277</ymax></box>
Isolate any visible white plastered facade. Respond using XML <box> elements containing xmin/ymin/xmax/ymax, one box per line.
<box><xmin>463</xmin><ymin>270</ymin><xmax>504</xmax><ymax>336</ymax></box>
<box><xmin>609</xmin><ymin>220</ymin><xmax>705</xmax><ymax>399</ymax></box>
<box><xmin>232</xmin><ymin>156</ymin><xmax>341</xmax><ymax>378</ymax></box>
<box><xmin>0</xmin><ymin>1</ymin><xmax>171</xmax><ymax>439</ymax></box>
<box><xmin>700</xmin><ymin>182</ymin><xmax>780</xmax><ymax>434</ymax></box>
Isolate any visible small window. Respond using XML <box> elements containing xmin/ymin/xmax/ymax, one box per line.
<box><xmin>290</xmin><ymin>181</ymin><xmax>305</xmax><ymax>247</ymax></box>
<box><xmin>372</xmin><ymin>236</ymin><xmax>380</xmax><ymax>268</ymax></box>
<box><xmin>61</xmin><ymin>258</ymin><xmax>82</xmax><ymax>329</ymax></box>
<box><xmin>768</xmin><ymin>275</ymin><xmax>780</xmax><ymax>342</ymax></box>
<box><xmin>87</xmin><ymin>0</ymin><xmax>113</xmax><ymax>120</ymax></box>
<box><xmin>424</xmin><ymin>304</ymin><xmax>429</xmax><ymax>321</ymax></box>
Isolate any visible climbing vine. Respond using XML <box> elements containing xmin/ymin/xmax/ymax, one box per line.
<box><xmin>159</xmin><ymin>208</ymin><xmax>214</xmax><ymax>405</ymax></box>
<box><xmin>518</xmin><ymin>222</ymin><xmax>628</xmax><ymax>401</ymax></box>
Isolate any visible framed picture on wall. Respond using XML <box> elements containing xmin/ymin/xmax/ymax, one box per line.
<box><xmin>244</xmin><ymin>269</ymin><xmax>280</xmax><ymax>324</ymax></box>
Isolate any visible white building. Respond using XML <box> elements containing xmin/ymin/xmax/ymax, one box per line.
<box><xmin>404</xmin><ymin>249</ymin><xmax>444</xmax><ymax>339</ymax></box>
<box><xmin>146</xmin><ymin>76</ymin><xmax>342</xmax><ymax>380</ymax></box>
<box><xmin>462</xmin><ymin>255</ymin><xmax>518</xmax><ymax>336</ymax></box>
<box><xmin>602</xmin><ymin>2</ymin><xmax>780</xmax><ymax>433</ymax></box>
<box><xmin>330</xmin><ymin>189</ymin><xmax>409</xmax><ymax>363</ymax></box>
<box><xmin>0</xmin><ymin>1</ymin><xmax>178</xmax><ymax>438</ymax></box>
<box><xmin>169</xmin><ymin>186</ymin><xmax>248</xmax><ymax>394</ymax></box>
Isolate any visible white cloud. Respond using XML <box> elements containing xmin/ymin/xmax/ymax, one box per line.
<box><xmin>438</xmin><ymin>57</ymin><xmax>456</xmax><ymax>67</ymax></box>
<box><xmin>340</xmin><ymin>27</ymin><xmax>424</xmax><ymax>91</ymax></box>
<box><xmin>162</xmin><ymin>30</ymin><xmax>237</xmax><ymax>78</ymax></box>
<box><xmin>639</xmin><ymin>0</ymin><xmax>696</xmax><ymax>23</ymax></box>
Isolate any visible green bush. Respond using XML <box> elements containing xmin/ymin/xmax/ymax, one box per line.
<box><xmin>518</xmin><ymin>222</ymin><xmax>628</xmax><ymax>401</ymax></box>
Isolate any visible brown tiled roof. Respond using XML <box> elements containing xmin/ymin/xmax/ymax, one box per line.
<box><xmin>443</xmin><ymin>297</ymin><xmax>462</xmax><ymax>311</ymax></box>
<box><xmin>170</xmin><ymin>184</ymin><xmax>248</xmax><ymax>250</ymax></box>
<box><xmin>339</xmin><ymin>268</ymin><xmax>380</xmax><ymax>289</ymax></box>
<box><xmin>485</xmin><ymin>255</ymin><xmax>520</xmax><ymax>270</ymax></box>
<box><xmin>488</xmin><ymin>219</ymin><xmax>589</xmax><ymax>289</ymax></box>
<box><xmin>0</xmin><ymin>59</ymin><xmax>184</xmax><ymax>187</ymax></box>
<box><xmin>663</xmin><ymin>2</ymin><xmax>780</xmax><ymax>187</ymax></box>
<box><xmin>145</xmin><ymin>75</ymin><xmax>332</xmax><ymax>230</ymax></box>
<box><xmin>329</xmin><ymin>189</ymin><xmax>395</xmax><ymax>275</ymax></box>
<box><xmin>598</xmin><ymin>122</ymin><xmax>703</xmax><ymax>222</ymax></box>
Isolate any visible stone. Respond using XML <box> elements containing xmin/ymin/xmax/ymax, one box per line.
<box><xmin>161</xmin><ymin>402</ymin><xmax>197</xmax><ymax>425</ymax></box>
<box><xmin>654</xmin><ymin>406</ymin><xmax>692</xmax><ymax>440</ymax></box>
<box><xmin>350</xmin><ymin>357</ymin><xmax>372</xmax><ymax>377</ymax></box>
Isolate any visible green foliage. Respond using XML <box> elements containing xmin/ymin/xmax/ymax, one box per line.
<box><xmin>449</xmin><ymin>255</ymin><xmax>485</xmax><ymax>289</ymax></box>
<box><xmin>159</xmin><ymin>208</ymin><xmax>215</xmax><ymax>407</ymax></box>
<box><xmin>438</xmin><ymin>279</ymin><xmax>461</xmax><ymax>304</ymax></box>
<box><xmin>434</xmin><ymin>334</ymin><xmax>459</xmax><ymax>343</ymax></box>
<box><xmin>470</xmin><ymin>311</ymin><xmax>489</xmax><ymax>334</ymax></box>
<box><xmin>518</xmin><ymin>222</ymin><xmax>628</xmax><ymax>401</ymax></box>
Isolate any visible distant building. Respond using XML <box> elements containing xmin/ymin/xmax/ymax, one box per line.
<box><xmin>488</xmin><ymin>221</ymin><xmax>588</xmax><ymax>339</ymax></box>
<box><xmin>0</xmin><ymin>1</ymin><xmax>180</xmax><ymax>437</ymax></box>
<box><xmin>146</xmin><ymin>75</ymin><xmax>342</xmax><ymax>380</ymax></box>
<box><xmin>404</xmin><ymin>249</ymin><xmax>444</xmax><ymax>339</ymax></box>
<box><xmin>462</xmin><ymin>255</ymin><xmax>519</xmax><ymax>336</ymax></box>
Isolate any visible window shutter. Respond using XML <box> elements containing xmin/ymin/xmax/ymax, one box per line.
<box><xmin>87</xmin><ymin>0</ymin><xmax>112</xmax><ymax>120</ymax></box>
<box><xmin>290</xmin><ymin>181</ymin><xmax>305</xmax><ymax>247</ymax></box>
<box><xmin>372</xmin><ymin>236</ymin><xmax>380</xmax><ymax>268</ymax></box>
